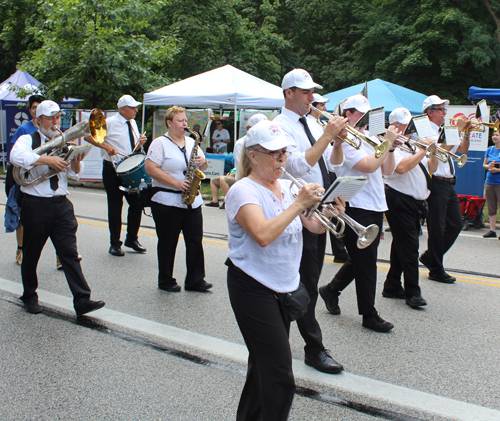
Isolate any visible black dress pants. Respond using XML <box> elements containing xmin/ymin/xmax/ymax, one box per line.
<box><xmin>420</xmin><ymin>179</ymin><xmax>462</xmax><ymax>276</ymax></box>
<box><xmin>327</xmin><ymin>206</ymin><xmax>383</xmax><ymax>316</ymax></box>
<box><xmin>384</xmin><ymin>186</ymin><xmax>422</xmax><ymax>298</ymax></box>
<box><xmin>20</xmin><ymin>195</ymin><xmax>91</xmax><ymax>306</ymax></box>
<box><xmin>227</xmin><ymin>261</ymin><xmax>295</xmax><ymax>421</ymax></box>
<box><xmin>151</xmin><ymin>201</ymin><xmax>205</xmax><ymax>288</ymax></box>
<box><xmin>297</xmin><ymin>229</ymin><xmax>326</xmax><ymax>355</ymax></box>
<box><xmin>102</xmin><ymin>161</ymin><xmax>142</xmax><ymax>247</ymax></box>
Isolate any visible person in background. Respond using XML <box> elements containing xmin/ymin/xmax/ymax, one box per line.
<box><xmin>225</xmin><ymin>119</ymin><xmax>345</xmax><ymax>420</ymax></box>
<box><xmin>482</xmin><ymin>130</ymin><xmax>500</xmax><ymax>238</ymax></box>
<box><xmin>10</xmin><ymin>100</ymin><xmax>105</xmax><ymax>316</ymax></box>
<box><xmin>85</xmin><ymin>94</ymin><xmax>147</xmax><ymax>257</ymax></box>
<box><xmin>212</xmin><ymin>120</ymin><xmax>230</xmax><ymax>153</ymax></box>
<box><xmin>308</xmin><ymin>93</ymin><xmax>349</xmax><ymax>263</ymax></box>
<box><xmin>205</xmin><ymin>169</ymin><xmax>236</xmax><ymax>209</ymax></box>
<box><xmin>145</xmin><ymin>106</ymin><xmax>211</xmax><ymax>293</ymax></box>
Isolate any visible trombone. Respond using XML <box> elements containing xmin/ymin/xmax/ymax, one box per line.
<box><xmin>449</xmin><ymin>118</ymin><xmax>499</xmax><ymax>133</ymax></box>
<box><xmin>309</xmin><ymin>105</ymin><xmax>389</xmax><ymax>159</ymax></box>
<box><xmin>279</xmin><ymin>167</ymin><xmax>379</xmax><ymax>249</ymax></box>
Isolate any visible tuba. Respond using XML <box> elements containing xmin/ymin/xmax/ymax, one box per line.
<box><xmin>182</xmin><ymin>127</ymin><xmax>206</xmax><ymax>205</ymax></box>
<box><xmin>13</xmin><ymin>109</ymin><xmax>107</xmax><ymax>187</ymax></box>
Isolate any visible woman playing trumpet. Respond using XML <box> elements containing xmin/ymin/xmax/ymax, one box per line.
<box><xmin>225</xmin><ymin>120</ymin><xmax>345</xmax><ymax>421</ymax></box>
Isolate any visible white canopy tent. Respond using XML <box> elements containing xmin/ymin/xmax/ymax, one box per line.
<box><xmin>141</xmin><ymin>64</ymin><xmax>285</xmax><ymax>140</ymax></box>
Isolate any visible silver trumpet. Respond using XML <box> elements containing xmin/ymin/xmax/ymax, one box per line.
<box><xmin>279</xmin><ymin>167</ymin><xmax>379</xmax><ymax>249</ymax></box>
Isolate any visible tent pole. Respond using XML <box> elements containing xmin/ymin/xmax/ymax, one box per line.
<box><xmin>141</xmin><ymin>95</ymin><xmax>145</xmax><ymax>134</ymax></box>
<box><xmin>234</xmin><ymin>103</ymin><xmax>237</xmax><ymax>151</ymax></box>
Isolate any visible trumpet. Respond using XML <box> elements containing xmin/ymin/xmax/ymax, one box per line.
<box><xmin>309</xmin><ymin>105</ymin><xmax>389</xmax><ymax>158</ymax></box>
<box><xmin>449</xmin><ymin>118</ymin><xmax>499</xmax><ymax>133</ymax></box>
<box><xmin>384</xmin><ymin>133</ymin><xmax>449</xmax><ymax>163</ymax></box>
<box><xmin>434</xmin><ymin>142</ymin><xmax>468</xmax><ymax>168</ymax></box>
<box><xmin>279</xmin><ymin>167</ymin><xmax>379</xmax><ymax>249</ymax></box>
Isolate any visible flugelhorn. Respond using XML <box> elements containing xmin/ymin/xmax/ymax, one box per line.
<box><xmin>279</xmin><ymin>167</ymin><xmax>379</xmax><ymax>249</ymax></box>
<box><xmin>309</xmin><ymin>105</ymin><xmax>389</xmax><ymax>158</ymax></box>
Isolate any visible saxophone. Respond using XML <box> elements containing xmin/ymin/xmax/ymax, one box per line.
<box><xmin>182</xmin><ymin>127</ymin><xmax>206</xmax><ymax>205</ymax></box>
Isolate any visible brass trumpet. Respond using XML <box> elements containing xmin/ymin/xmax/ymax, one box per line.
<box><xmin>434</xmin><ymin>143</ymin><xmax>468</xmax><ymax>168</ymax></box>
<box><xmin>384</xmin><ymin>133</ymin><xmax>449</xmax><ymax>163</ymax></box>
<box><xmin>449</xmin><ymin>118</ymin><xmax>499</xmax><ymax>133</ymax></box>
<box><xmin>309</xmin><ymin>105</ymin><xmax>389</xmax><ymax>158</ymax></box>
<box><xmin>279</xmin><ymin>167</ymin><xmax>379</xmax><ymax>249</ymax></box>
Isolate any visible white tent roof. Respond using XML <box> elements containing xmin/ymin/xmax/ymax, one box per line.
<box><xmin>143</xmin><ymin>65</ymin><xmax>284</xmax><ymax>109</ymax></box>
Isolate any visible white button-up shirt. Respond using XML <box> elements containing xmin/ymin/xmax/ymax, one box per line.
<box><xmin>429</xmin><ymin>121</ymin><xmax>459</xmax><ymax>178</ymax></box>
<box><xmin>274</xmin><ymin>107</ymin><xmax>336</xmax><ymax>187</ymax></box>
<box><xmin>10</xmin><ymin>130</ymin><xmax>83</xmax><ymax>197</ymax></box>
<box><xmin>103</xmin><ymin>113</ymin><xmax>141</xmax><ymax>164</ymax></box>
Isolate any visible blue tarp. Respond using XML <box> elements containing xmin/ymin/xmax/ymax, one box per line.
<box><xmin>324</xmin><ymin>79</ymin><xmax>428</xmax><ymax>116</ymax></box>
<box><xmin>468</xmin><ymin>86</ymin><xmax>500</xmax><ymax>103</ymax></box>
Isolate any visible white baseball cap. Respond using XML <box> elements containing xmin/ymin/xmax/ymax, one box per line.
<box><xmin>312</xmin><ymin>93</ymin><xmax>330</xmax><ymax>104</ymax></box>
<box><xmin>245</xmin><ymin>120</ymin><xmax>294</xmax><ymax>151</ymax></box>
<box><xmin>36</xmin><ymin>100</ymin><xmax>65</xmax><ymax>117</ymax></box>
<box><xmin>247</xmin><ymin>113</ymin><xmax>268</xmax><ymax>128</ymax></box>
<box><xmin>422</xmin><ymin>95</ymin><xmax>449</xmax><ymax>112</ymax></box>
<box><xmin>389</xmin><ymin>107</ymin><xmax>412</xmax><ymax>125</ymax></box>
<box><xmin>282</xmin><ymin>69</ymin><xmax>323</xmax><ymax>90</ymax></box>
<box><xmin>342</xmin><ymin>94</ymin><xmax>370</xmax><ymax>113</ymax></box>
<box><xmin>117</xmin><ymin>94</ymin><xmax>142</xmax><ymax>108</ymax></box>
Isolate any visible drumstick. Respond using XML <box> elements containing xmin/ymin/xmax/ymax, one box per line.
<box><xmin>132</xmin><ymin>132</ymin><xmax>146</xmax><ymax>154</ymax></box>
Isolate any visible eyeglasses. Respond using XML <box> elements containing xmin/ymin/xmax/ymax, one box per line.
<box><xmin>255</xmin><ymin>149</ymin><xmax>291</xmax><ymax>160</ymax></box>
<box><xmin>432</xmin><ymin>107</ymin><xmax>447</xmax><ymax>113</ymax></box>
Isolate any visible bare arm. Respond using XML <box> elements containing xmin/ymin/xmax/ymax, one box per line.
<box><xmin>144</xmin><ymin>159</ymin><xmax>190</xmax><ymax>192</ymax></box>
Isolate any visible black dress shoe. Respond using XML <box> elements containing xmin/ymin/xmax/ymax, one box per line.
<box><xmin>318</xmin><ymin>285</ymin><xmax>340</xmax><ymax>315</ymax></box>
<box><xmin>109</xmin><ymin>246</ymin><xmax>125</xmax><ymax>256</ymax></box>
<box><xmin>159</xmin><ymin>284</ymin><xmax>181</xmax><ymax>292</ymax></box>
<box><xmin>124</xmin><ymin>239</ymin><xmax>146</xmax><ymax>253</ymax></box>
<box><xmin>428</xmin><ymin>273</ymin><xmax>456</xmax><ymax>283</ymax></box>
<box><xmin>419</xmin><ymin>253</ymin><xmax>431</xmax><ymax>269</ymax></box>
<box><xmin>406</xmin><ymin>295</ymin><xmax>427</xmax><ymax>308</ymax></box>
<box><xmin>382</xmin><ymin>289</ymin><xmax>406</xmax><ymax>299</ymax></box>
<box><xmin>23</xmin><ymin>299</ymin><xmax>42</xmax><ymax>314</ymax></box>
<box><xmin>305</xmin><ymin>349</ymin><xmax>343</xmax><ymax>374</ymax></box>
<box><xmin>185</xmin><ymin>280</ymin><xmax>213</xmax><ymax>292</ymax></box>
<box><xmin>75</xmin><ymin>300</ymin><xmax>105</xmax><ymax>316</ymax></box>
<box><xmin>362</xmin><ymin>313</ymin><xmax>394</xmax><ymax>332</ymax></box>
<box><xmin>333</xmin><ymin>253</ymin><xmax>348</xmax><ymax>263</ymax></box>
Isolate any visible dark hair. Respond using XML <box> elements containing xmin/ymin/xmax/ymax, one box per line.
<box><xmin>342</xmin><ymin>108</ymin><xmax>356</xmax><ymax>118</ymax></box>
<box><xmin>28</xmin><ymin>94</ymin><xmax>44</xmax><ymax>107</ymax></box>
<box><xmin>282</xmin><ymin>87</ymin><xmax>297</xmax><ymax>99</ymax></box>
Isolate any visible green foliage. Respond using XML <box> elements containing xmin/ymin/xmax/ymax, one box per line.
<box><xmin>18</xmin><ymin>0</ymin><xmax>177</xmax><ymax>109</ymax></box>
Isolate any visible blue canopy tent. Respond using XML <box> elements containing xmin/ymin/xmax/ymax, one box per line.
<box><xmin>323</xmin><ymin>79</ymin><xmax>427</xmax><ymax>116</ymax></box>
<box><xmin>0</xmin><ymin>70</ymin><xmax>82</xmax><ymax>168</ymax></box>
<box><xmin>468</xmin><ymin>86</ymin><xmax>500</xmax><ymax>103</ymax></box>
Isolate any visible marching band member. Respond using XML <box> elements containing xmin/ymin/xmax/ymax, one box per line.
<box><xmin>319</xmin><ymin>94</ymin><xmax>398</xmax><ymax>332</ymax></box>
<box><xmin>144</xmin><ymin>106</ymin><xmax>211</xmax><ymax>293</ymax></box>
<box><xmin>382</xmin><ymin>108</ymin><xmax>438</xmax><ymax>309</ymax></box>
<box><xmin>85</xmin><ymin>95</ymin><xmax>147</xmax><ymax>257</ymax></box>
<box><xmin>10</xmin><ymin>100</ymin><xmax>105</xmax><ymax>316</ymax></box>
<box><xmin>418</xmin><ymin>96</ymin><xmax>472</xmax><ymax>283</ymax></box>
<box><xmin>308</xmin><ymin>93</ymin><xmax>349</xmax><ymax>263</ymax></box>
<box><xmin>274</xmin><ymin>69</ymin><xmax>347</xmax><ymax>373</ymax></box>
<box><xmin>225</xmin><ymin>120</ymin><xmax>345</xmax><ymax>420</ymax></box>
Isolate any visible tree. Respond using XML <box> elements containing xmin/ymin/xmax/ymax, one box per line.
<box><xmin>19</xmin><ymin>0</ymin><xmax>177</xmax><ymax>109</ymax></box>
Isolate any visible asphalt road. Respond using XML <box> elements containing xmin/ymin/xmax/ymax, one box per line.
<box><xmin>1</xmin><ymin>183</ymin><xmax>500</xmax><ymax>421</ymax></box>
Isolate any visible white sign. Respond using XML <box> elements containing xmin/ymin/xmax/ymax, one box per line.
<box><xmin>446</xmin><ymin>105</ymin><xmax>489</xmax><ymax>152</ymax></box>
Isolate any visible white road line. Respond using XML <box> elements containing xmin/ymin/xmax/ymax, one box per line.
<box><xmin>1</xmin><ymin>277</ymin><xmax>499</xmax><ymax>421</ymax></box>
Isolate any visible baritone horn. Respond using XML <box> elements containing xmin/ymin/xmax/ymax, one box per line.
<box><xmin>13</xmin><ymin>109</ymin><xmax>107</xmax><ymax>187</ymax></box>
<box><xmin>309</xmin><ymin>105</ymin><xmax>389</xmax><ymax>158</ymax></box>
<box><xmin>279</xmin><ymin>167</ymin><xmax>379</xmax><ymax>249</ymax></box>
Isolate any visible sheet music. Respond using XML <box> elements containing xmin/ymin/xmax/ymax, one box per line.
<box><xmin>65</xmin><ymin>143</ymin><xmax>94</xmax><ymax>160</ymax></box>
<box><xmin>443</xmin><ymin>125</ymin><xmax>460</xmax><ymax>146</ymax></box>
<box><xmin>322</xmin><ymin>176</ymin><xmax>368</xmax><ymax>204</ymax></box>
<box><xmin>368</xmin><ymin>107</ymin><xmax>385</xmax><ymax>136</ymax></box>
<box><xmin>412</xmin><ymin>114</ymin><xmax>436</xmax><ymax>139</ymax></box>
<box><xmin>477</xmin><ymin>99</ymin><xmax>488</xmax><ymax>121</ymax></box>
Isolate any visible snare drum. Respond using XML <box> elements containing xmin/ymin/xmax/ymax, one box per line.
<box><xmin>115</xmin><ymin>154</ymin><xmax>151</xmax><ymax>191</ymax></box>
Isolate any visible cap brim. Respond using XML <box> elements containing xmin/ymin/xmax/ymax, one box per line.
<box><xmin>260</xmin><ymin>137</ymin><xmax>294</xmax><ymax>151</ymax></box>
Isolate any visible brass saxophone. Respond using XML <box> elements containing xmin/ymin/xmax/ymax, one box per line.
<box><xmin>182</xmin><ymin>127</ymin><xmax>206</xmax><ymax>205</ymax></box>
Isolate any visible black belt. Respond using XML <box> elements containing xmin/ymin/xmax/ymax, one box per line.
<box><xmin>24</xmin><ymin>194</ymin><xmax>67</xmax><ymax>203</ymax></box>
<box><xmin>433</xmin><ymin>176</ymin><xmax>456</xmax><ymax>185</ymax></box>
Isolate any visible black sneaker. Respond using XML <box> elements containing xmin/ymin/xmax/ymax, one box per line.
<box><xmin>23</xmin><ymin>299</ymin><xmax>42</xmax><ymax>314</ymax></box>
<box><xmin>362</xmin><ymin>313</ymin><xmax>394</xmax><ymax>332</ymax></box>
<box><xmin>483</xmin><ymin>230</ymin><xmax>497</xmax><ymax>238</ymax></box>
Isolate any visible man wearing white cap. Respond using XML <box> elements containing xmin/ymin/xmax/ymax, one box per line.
<box><xmin>382</xmin><ymin>108</ymin><xmax>438</xmax><ymax>309</ymax></box>
<box><xmin>418</xmin><ymin>95</ymin><xmax>471</xmax><ymax>283</ymax></box>
<box><xmin>319</xmin><ymin>94</ymin><xmax>398</xmax><ymax>332</ymax></box>
<box><xmin>274</xmin><ymin>68</ymin><xmax>348</xmax><ymax>374</ymax></box>
<box><xmin>86</xmin><ymin>94</ymin><xmax>147</xmax><ymax>257</ymax></box>
<box><xmin>10</xmin><ymin>100</ymin><xmax>105</xmax><ymax>316</ymax></box>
